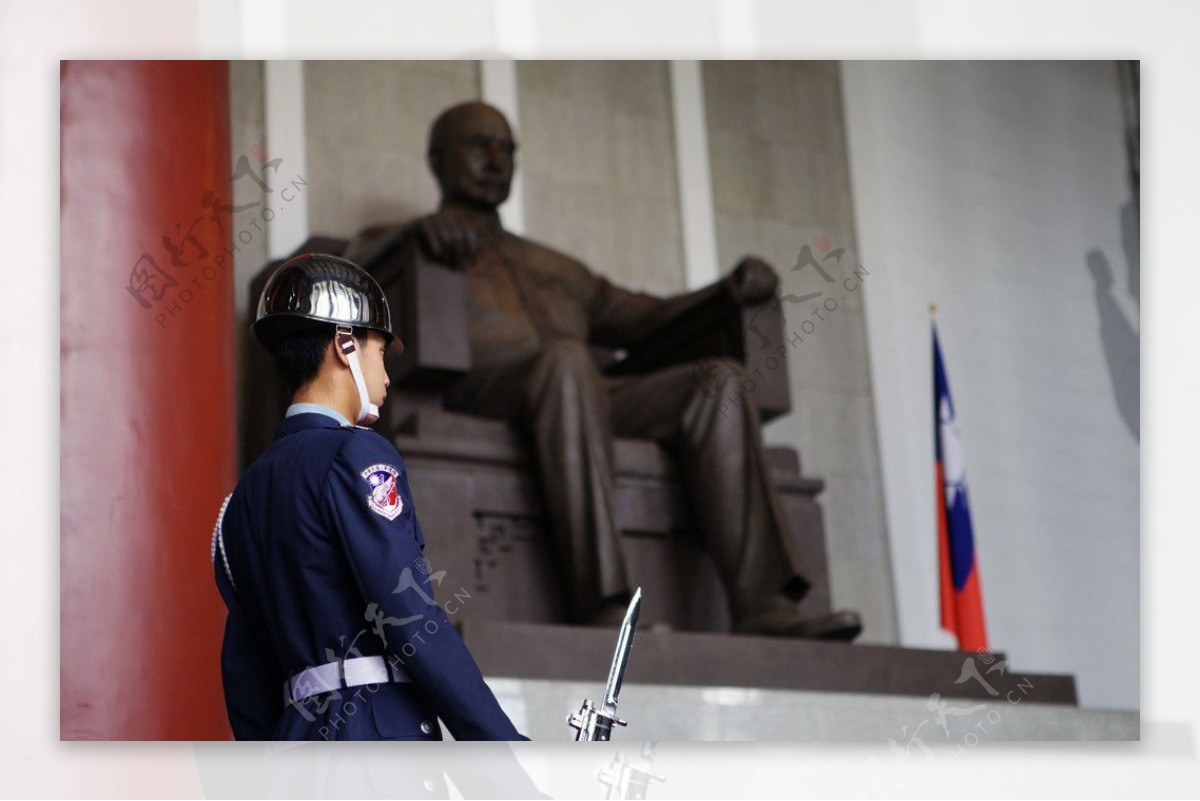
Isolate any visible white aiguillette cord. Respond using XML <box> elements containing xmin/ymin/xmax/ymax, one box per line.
<box><xmin>335</xmin><ymin>325</ymin><xmax>379</xmax><ymax>426</ymax></box>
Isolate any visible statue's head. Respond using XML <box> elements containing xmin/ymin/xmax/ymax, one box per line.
<box><xmin>427</xmin><ymin>101</ymin><xmax>516</xmax><ymax>212</ymax></box>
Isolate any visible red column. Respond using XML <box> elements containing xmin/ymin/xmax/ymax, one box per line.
<box><xmin>61</xmin><ymin>61</ymin><xmax>234</xmax><ymax>740</ymax></box>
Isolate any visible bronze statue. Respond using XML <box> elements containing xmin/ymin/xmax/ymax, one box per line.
<box><xmin>346</xmin><ymin>101</ymin><xmax>861</xmax><ymax>640</ymax></box>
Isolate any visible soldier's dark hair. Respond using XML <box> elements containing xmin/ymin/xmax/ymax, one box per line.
<box><xmin>268</xmin><ymin>324</ymin><xmax>369</xmax><ymax>396</ymax></box>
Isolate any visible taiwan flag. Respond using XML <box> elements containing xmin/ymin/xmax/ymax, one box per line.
<box><xmin>933</xmin><ymin>324</ymin><xmax>988</xmax><ymax>651</ymax></box>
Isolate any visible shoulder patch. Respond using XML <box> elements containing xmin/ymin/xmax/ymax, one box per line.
<box><xmin>361</xmin><ymin>463</ymin><xmax>403</xmax><ymax>520</ymax></box>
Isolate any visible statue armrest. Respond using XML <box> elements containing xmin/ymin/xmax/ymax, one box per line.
<box><xmin>605</xmin><ymin>291</ymin><xmax>792</xmax><ymax>421</ymax></box>
<box><xmin>382</xmin><ymin>246</ymin><xmax>472</xmax><ymax>389</ymax></box>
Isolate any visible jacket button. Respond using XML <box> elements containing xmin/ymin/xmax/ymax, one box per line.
<box><xmin>420</xmin><ymin>720</ymin><xmax>434</xmax><ymax>735</ymax></box>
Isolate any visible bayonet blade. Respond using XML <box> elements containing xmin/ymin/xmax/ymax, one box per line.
<box><xmin>601</xmin><ymin>587</ymin><xmax>642</xmax><ymax>714</ymax></box>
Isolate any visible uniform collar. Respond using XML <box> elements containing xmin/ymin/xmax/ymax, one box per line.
<box><xmin>286</xmin><ymin>402</ymin><xmax>352</xmax><ymax>428</ymax></box>
<box><xmin>275</xmin><ymin>407</ymin><xmax>350</xmax><ymax>440</ymax></box>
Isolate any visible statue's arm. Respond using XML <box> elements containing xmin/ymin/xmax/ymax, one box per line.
<box><xmin>587</xmin><ymin>276</ymin><xmax>732</xmax><ymax>348</ymax></box>
<box><xmin>343</xmin><ymin>220</ymin><xmax>423</xmax><ymax>275</ymax></box>
<box><xmin>587</xmin><ymin>256</ymin><xmax>776</xmax><ymax>348</ymax></box>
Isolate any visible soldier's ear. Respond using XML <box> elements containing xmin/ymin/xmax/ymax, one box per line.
<box><xmin>331</xmin><ymin>334</ymin><xmax>352</xmax><ymax>369</ymax></box>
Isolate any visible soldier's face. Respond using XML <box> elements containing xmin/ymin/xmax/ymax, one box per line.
<box><xmin>433</xmin><ymin>109</ymin><xmax>516</xmax><ymax>210</ymax></box>
<box><xmin>359</xmin><ymin>331</ymin><xmax>392</xmax><ymax>406</ymax></box>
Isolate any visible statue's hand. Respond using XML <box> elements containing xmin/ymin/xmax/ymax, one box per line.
<box><xmin>417</xmin><ymin>207</ymin><xmax>494</xmax><ymax>268</ymax></box>
<box><xmin>731</xmin><ymin>256</ymin><xmax>779</xmax><ymax>305</ymax></box>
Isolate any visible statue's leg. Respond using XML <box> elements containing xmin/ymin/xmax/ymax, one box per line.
<box><xmin>609</xmin><ymin>358</ymin><xmax>809</xmax><ymax>622</ymax></box>
<box><xmin>447</xmin><ymin>342</ymin><xmax>629</xmax><ymax>624</ymax></box>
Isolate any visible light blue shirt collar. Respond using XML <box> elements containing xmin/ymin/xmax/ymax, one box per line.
<box><xmin>286</xmin><ymin>403</ymin><xmax>352</xmax><ymax>428</ymax></box>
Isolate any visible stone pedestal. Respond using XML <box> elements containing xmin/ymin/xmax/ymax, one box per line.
<box><xmin>483</xmin><ymin>677</ymin><xmax>1134</xmax><ymax>742</ymax></box>
<box><xmin>462</xmin><ymin>621</ymin><xmax>1078</xmax><ymax>705</ymax></box>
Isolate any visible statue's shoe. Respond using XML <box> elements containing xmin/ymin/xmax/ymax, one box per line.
<box><xmin>734</xmin><ymin>607</ymin><xmax>863</xmax><ymax>641</ymax></box>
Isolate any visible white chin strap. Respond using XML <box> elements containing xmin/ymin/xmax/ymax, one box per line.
<box><xmin>335</xmin><ymin>326</ymin><xmax>379</xmax><ymax>426</ymax></box>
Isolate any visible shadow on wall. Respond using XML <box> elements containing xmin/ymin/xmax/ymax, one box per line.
<box><xmin>1085</xmin><ymin>198</ymin><xmax>1140</xmax><ymax>441</ymax></box>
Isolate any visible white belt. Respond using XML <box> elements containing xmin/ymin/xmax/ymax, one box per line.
<box><xmin>284</xmin><ymin>656</ymin><xmax>410</xmax><ymax>704</ymax></box>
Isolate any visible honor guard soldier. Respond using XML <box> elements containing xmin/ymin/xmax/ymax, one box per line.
<box><xmin>212</xmin><ymin>253</ymin><xmax>526</xmax><ymax>740</ymax></box>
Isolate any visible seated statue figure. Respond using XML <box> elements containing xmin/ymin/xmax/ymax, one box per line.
<box><xmin>345</xmin><ymin>101</ymin><xmax>862</xmax><ymax>640</ymax></box>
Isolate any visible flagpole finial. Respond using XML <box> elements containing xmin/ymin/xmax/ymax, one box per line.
<box><xmin>929</xmin><ymin>303</ymin><xmax>937</xmax><ymax>316</ymax></box>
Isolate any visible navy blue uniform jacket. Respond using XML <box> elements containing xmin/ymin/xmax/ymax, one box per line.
<box><xmin>214</xmin><ymin>412</ymin><xmax>525</xmax><ymax>741</ymax></box>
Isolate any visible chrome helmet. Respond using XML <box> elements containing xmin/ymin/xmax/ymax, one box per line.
<box><xmin>252</xmin><ymin>253</ymin><xmax>393</xmax><ymax>348</ymax></box>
